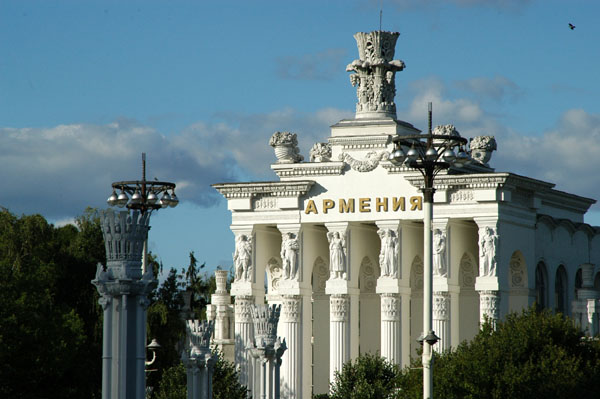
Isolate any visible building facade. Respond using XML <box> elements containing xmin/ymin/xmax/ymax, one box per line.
<box><xmin>212</xmin><ymin>31</ymin><xmax>600</xmax><ymax>399</ymax></box>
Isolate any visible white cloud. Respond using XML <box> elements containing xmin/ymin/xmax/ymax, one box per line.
<box><xmin>0</xmin><ymin>107</ymin><xmax>353</xmax><ymax>219</ymax></box>
<box><xmin>455</xmin><ymin>76</ymin><xmax>522</xmax><ymax>102</ymax></box>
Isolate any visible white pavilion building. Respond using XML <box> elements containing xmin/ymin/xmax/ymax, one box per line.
<box><xmin>210</xmin><ymin>31</ymin><xmax>600</xmax><ymax>399</ymax></box>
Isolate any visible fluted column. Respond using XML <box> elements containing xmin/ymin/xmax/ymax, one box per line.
<box><xmin>329</xmin><ymin>294</ymin><xmax>350</xmax><ymax>384</ymax></box>
<box><xmin>432</xmin><ymin>292</ymin><xmax>450</xmax><ymax>352</ymax></box>
<box><xmin>380</xmin><ymin>294</ymin><xmax>401</xmax><ymax>364</ymax></box>
<box><xmin>234</xmin><ymin>295</ymin><xmax>255</xmax><ymax>391</ymax></box>
<box><xmin>279</xmin><ymin>295</ymin><xmax>302</xmax><ymax>399</ymax></box>
<box><xmin>479</xmin><ymin>290</ymin><xmax>500</xmax><ymax>329</ymax></box>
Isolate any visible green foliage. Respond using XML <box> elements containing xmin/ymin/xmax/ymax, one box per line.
<box><xmin>329</xmin><ymin>352</ymin><xmax>400</xmax><ymax>399</ymax></box>
<box><xmin>153</xmin><ymin>353</ymin><xmax>247</xmax><ymax>399</ymax></box>
<box><xmin>396</xmin><ymin>308</ymin><xmax>600</xmax><ymax>399</ymax></box>
<box><xmin>0</xmin><ymin>208</ymin><xmax>104</xmax><ymax>399</ymax></box>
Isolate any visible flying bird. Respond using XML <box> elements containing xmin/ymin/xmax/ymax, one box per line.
<box><xmin>569</xmin><ymin>23</ymin><xmax>576</xmax><ymax>30</ymax></box>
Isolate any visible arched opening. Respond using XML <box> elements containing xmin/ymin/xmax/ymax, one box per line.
<box><xmin>555</xmin><ymin>265</ymin><xmax>568</xmax><ymax>315</ymax></box>
<box><xmin>310</xmin><ymin>256</ymin><xmax>329</xmax><ymax>395</ymax></box>
<box><xmin>535</xmin><ymin>262</ymin><xmax>548</xmax><ymax>309</ymax></box>
<box><xmin>358</xmin><ymin>256</ymin><xmax>380</xmax><ymax>355</ymax></box>
<box><xmin>409</xmin><ymin>255</ymin><xmax>423</xmax><ymax>358</ymax></box>
<box><xmin>508</xmin><ymin>251</ymin><xmax>528</xmax><ymax>311</ymax></box>
<box><xmin>458</xmin><ymin>252</ymin><xmax>478</xmax><ymax>342</ymax></box>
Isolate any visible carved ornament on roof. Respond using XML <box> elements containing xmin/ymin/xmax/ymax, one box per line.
<box><xmin>338</xmin><ymin>150</ymin><xmax>390</xmax><ymax>172</ymax></box>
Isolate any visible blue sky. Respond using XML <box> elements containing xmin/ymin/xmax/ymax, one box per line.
<box><xmin>1</xmin><ymin>0</ymin><xmax>599</xmax><ymax>277</ymax></box>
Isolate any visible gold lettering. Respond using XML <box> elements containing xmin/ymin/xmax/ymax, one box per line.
<box><xmin>339</xmin><ymin>198</ymin><xmax>355</xmax><ymax>213</ymax></box>
<box><xmin>305</xmin><ymin>200</ymin><xmax>318</xmax><ymax>214</ymax></box>
<box><xmin>323</xmin><ymin>199</ymin><xmax>335</xmax><ymax>214</ymax></box>
<box><xmin>359</xmin><ymin>198</ymin><xmax>371</xmax><ymax>212</ymax></box>
<box><xmin>410</xmin><ymin>196</ymin><xmax>423</xmax><ymax>211</ymax></box>
<box><xmin>376</xmin><ymin>197</ymin><xmax>388</xmax><ymax>212</ymax></box>
<box><xmin>392</xmin><ymin>197</ymin><xmax>405</xmax><ymax>211</ymax></box>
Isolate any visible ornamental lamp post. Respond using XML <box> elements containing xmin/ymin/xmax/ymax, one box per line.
<box><xmin>106</xmin><ymin>152</ymin><xmax>179</xmax><ymax>273</ymax></box>
<box><xmin>388</xmin><ymin>103</ymin><xmax>471</xmax><ymax>399</ymax></box>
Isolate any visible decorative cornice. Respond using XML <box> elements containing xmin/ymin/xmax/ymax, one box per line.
<box><xmin>212</xmin><ymin>181</ymin><xmax>314</xmax><ymax>199</ymax></box>
<box><xmin>328</xmin><ymin>135</ymin><xmax>390</xmax><ymax>149</ymax></box>
<box><xmin>271</xmin><ymin>163</ymin><xmax>344</xmax><ymax>178</ymax></box>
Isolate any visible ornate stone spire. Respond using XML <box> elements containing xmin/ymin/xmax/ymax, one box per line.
<box><xmin>346</xmin><ymin>31</ymin><xmax>405</xmax><ymax>119</ymax></box>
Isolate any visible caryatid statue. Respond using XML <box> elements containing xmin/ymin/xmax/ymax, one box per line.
<box><xmin>233</xmin><ymin>234</ymin><xmax>253</xmax><ymax>282</ymax></box>
<box><xmin>433</xmin><ymin>229</ymin><xmax>448</xmax><ymax>278</ymax></box>
<box><xmin>346</xmin><ymin>31</ymin><xmax>405</xmax><ymax>119</ymax></box>
<box><xmin>280</xmin><ymin>232</ymin><xmax>300</xmax><ymax>280</ymax></box>
<box><xmin>378</xmin><ymin>228</ymin><xmax>399</xmax><ymax>278</ymax></box>
<box><xmin>327</xmin><ymin>231</ymin><xmax>347</xmax><ymax>279</ymax></box>
<box><xmin>479</xmin><ymin>227</ymin><xmax>498</xmax><ymax>277</ymax></box>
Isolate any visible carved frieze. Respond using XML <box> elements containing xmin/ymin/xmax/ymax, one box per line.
<box><xmin>338</xmin><ymin>151</ymin><xmax>390</xmax><ymax>172</ymax></box>
<box><xmin>509</xmin><ymin>253</ymin><xmax>525</xmax><ymax>288</ymax></box>
<box><xmin>253</xmin><ymin>196</ymin><xmax>278</xmax><ymax>210</ymax></box>
<box><xmin>479</xmin><ymin>290</ymin><xmax>500</xmax><ymax>325</ymax></box>
<box><xmin>459</xmin><ymin>253</ymin><xmax>475</xmax><ymax>288</ymax></box>
<box><xmin>410</xmin><ymin>256</ymin><xmax>424</xmax><ymax>290</ymax></box>
<box><xmin>449</xmin><ymin>190</ymin><xmax>474</xmax><ymax>203</ymax></box>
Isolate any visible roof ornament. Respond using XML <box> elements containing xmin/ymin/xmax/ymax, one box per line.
<box><xmin>346</xmin><ymin>31</ymin><xmax>405</xmax><ymax>119</ymax></box>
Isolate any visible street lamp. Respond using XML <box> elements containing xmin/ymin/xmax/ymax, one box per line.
<box><xmin>107</xmin><ymin>152</ymin><xmax>179</xmax><ymax>272</ymax></box>
<box><xmin>388</xmin><ymin>103</ymin><xmax>470</xmax><ymax>399</ymax></box>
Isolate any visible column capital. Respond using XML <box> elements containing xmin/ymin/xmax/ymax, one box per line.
<box><xmin>380</xmin><ymin>293</ymin><xmax>401</xmax><ymax>321</ymax></box>
<box><xmin>280</xmin><ymin>295</ymin><xmax>302</xmax><ymax>323</ymax></box>
<box><xmin>330</xmin><ymin>294</ymin><xmax>350</xmax><ymax>322</ymax></box>
<box><xmin>234</xmin><ymin>295</ymin><xmax>255</xmax><ymax>323</ymax></box>
<box><xmin>479</xmin><ymin>290</ymin><xmax>500</xmax><ymax>326</ymax></box>
<box><xmin>433</xmin><ymin>292</ymin><xmax>450</xmax><ymax>321</ymax></box>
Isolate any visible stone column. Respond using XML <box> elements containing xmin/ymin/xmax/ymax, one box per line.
<box><xmin>432</xmin><ymin>292</ymin><xmax>450</xmax><ymax>352</ymax></box>
<box><xmin>479</xmin><ymin>290</ymin><xmax>500</xmax><ymax>329</ymax></box>
<box><xmin>329</xmin><ymin>294</ymin><xmax>350</xmax><ymax>384</ymax></box>
<box><xmin>279</xmin><ymin>295</ymin><xmax>302</xmax><ymax>399</ymax></box>
<box><xmin>183</xmin><ymin>320</ymin><xmax>217</xmax><ymax>399</ymax></box>
<box><xmin>234</xmin><ymin>295</ymin><xmax>255</xmax><ymax>392</ymax></box>
<box><xmin>380</xmin><ymin>294</ymin><xmax>401</xmax><ymax>363</ymax></box>
<box><xmin>248</xmin><ymin>305</ymin><xmax>287</xmax><ymax>399</ymax></box>
<box><xmin>92</xmin><ymin>209</ymin><xmax>155</xmax><ymax>399</ymax></box>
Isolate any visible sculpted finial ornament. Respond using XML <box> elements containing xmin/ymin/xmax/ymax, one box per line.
<box><xmin>233</xmin><ymin>234</ymin><xmax>253</xmax><ymax>282</ymax></box>
<box><xmin>346</xmin><ymin>31</ymin><xmax>405</xmax><ymax>119</ymax></box>
<box><xmin>309</xmin><ymin>142</ymin><xmax>332</xmax><ymax>162</ymax></box>
<box><xmin>433</xmin><ymin>229</ymin><xmax>448</xmax><ymax>278</ymax></box>
<box><xmin>327</xmin><ymin>231</ymin><xmax>347</xmax><ymax>279</ymax></box>
<box><xmin>470</xmin><ymin>136</ymin><xmax>497</xmax><ymax>167</ymax></box>
<box><xmin>269</xmin><ymin>131</ymin><xmax>304</xmax><ymax>163</ymax></box>
<box><xmin>479</xmin><ymin>227</ymin><xmax>498</xmax><ymax>277</ymax></box>
<box><xmin>281</xmin><ymin>232</ymin><xmax>300</xmax><ymax>281</ymax></box>
<box><xmin>377</xmin><ymin>228</ymin><xmax>399</xmax><ymax>278</ymax></box>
